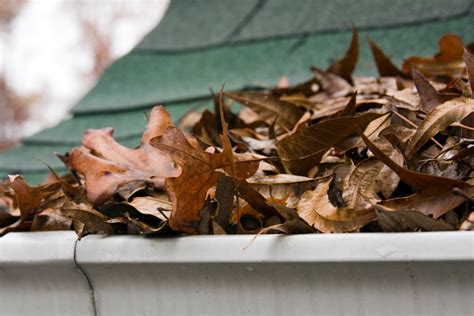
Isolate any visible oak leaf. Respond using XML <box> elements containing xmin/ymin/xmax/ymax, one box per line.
<box><xmin>150</xmin><ymin>126</ymin><xmax>259</xmax><ymax>234</ymax></box>
<box><xmin>70</xmin><ymin>106</ymin><xmax>179</xmax><ymax>204</ymax></box>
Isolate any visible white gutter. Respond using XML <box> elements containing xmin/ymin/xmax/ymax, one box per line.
<box><xmin>1</xmin><ymin>232</ymin><xmax>473</xmax><ymax>315</ymax></box>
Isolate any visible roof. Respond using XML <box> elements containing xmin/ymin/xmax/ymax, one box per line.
<box><xmin>2</xmin><ymin>0</ymin><xmax>474</xmax><ymax>184</ymax></box>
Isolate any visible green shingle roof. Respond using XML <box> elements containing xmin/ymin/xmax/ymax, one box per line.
<box><xmin>2</xmin><ymin>0</ymin><xmax>474</xmax><ymax>184</ymax></box>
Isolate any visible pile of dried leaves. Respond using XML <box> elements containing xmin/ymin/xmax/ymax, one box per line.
<box><xmin>1</xmin><ymin>30</ymin><xmax>474</xmax><ymax>237</ymax></box>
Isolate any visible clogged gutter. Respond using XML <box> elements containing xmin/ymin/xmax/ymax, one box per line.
<box><xmin>1</xmin><ymin>29</ymin><xmax>474</xmax><ymax>237</ymax></box>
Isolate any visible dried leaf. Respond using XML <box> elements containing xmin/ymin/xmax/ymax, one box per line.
<box><xmin>412</xmin><ymin>68</ymin><xmax>452</xmax><ymax>111</ymax></box>
<box><xmin>403</xmin><ymin>34</ymin><xmax>466</xmax><ymax>78</ymax></box>
<box><xmin>368</xmin><ymin>38</ymin><xmax>409</xmax><ymax>78</ymax></box>
<box><xmin>311</xmin><ymin>67</ymin><xmax>353</xmax><ymax>97</ymax></box>
<box><xmin>62</xmin><ymin>207</ymin><xmax>114</xmax><ymax>237</ymax></box>
<box><xmin>276</xmin><ymin>112</ymin><xmax>384</xmax><ymax>175</ymax></box>
<box><xmin>405</xmin><ymin>97</ymin><xmax>474</xmax><ymax>158</ymax></box>
<box><xmin>224</xmin><ymin>91</ymin><xmax>304</xmax><ymax>130</ymax></box>
<box><xmin>338</xmin><ymin>91</ymin><xmax>357</xmax><ymax>117</ymax></box>
<box><xmin>70</xmin><ymin>106</ymin><xmax>179</xmax><ymax>204</ymax></box>
<box><xmin>261</xmin><ymin>218</ymin><xmax>315</xmax><ymax>234</ymax></box>
<box><xmin>327</xmin><ymin>26</ymin><xmax>358</xmax><ymax>82</ymax></box>
<box><xmin>151</xmin><ymin>126</ymin><xmax>259</xmax><ymax>234</ymax></box>
<box><xmin>375</xmin><ymin>206</ymin><xmax>455</xmax><ymax>232</ymax></box>
<box><xmin>7</xmin><ymin>175</ymin><xmax>43</xmax><ymax>219</ymax></box>
<box><xmin>248</xmin><ymin>174</ymin><xmax>319</xmax><ymax>208</ymax></box>
<box><xmin>344</xmin><ymin>159</ymin><xmax>382</xmax><ymax>210</ymax></box>
<box><xmin>360</xmin><ymin>131</ymin><xmax>474</xmax><ymax>218</ymax></box>
<box><xmin>460</xmin><ymin>212</ymin><xmax>474</xmax><ymax>231</ymax></box>
<box><xmin>297</xmin><ymin>177</ymin><xmax>375</xmax><ymax>233</ymax></box>
<box><xmin>31</xmin><ymin>208</ymin><xmax>72</xmax><ymax>231</ymax></box>
<box><xmin>214</xmin><ymin>176</ymin><xmax>235</xmax><ymax>232</ymax></box>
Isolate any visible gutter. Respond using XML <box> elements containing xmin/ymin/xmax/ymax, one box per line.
<box><xmin>1</xmin><ymin>232</ymin><xmax>473</xmax><ymax>315</ymax></box>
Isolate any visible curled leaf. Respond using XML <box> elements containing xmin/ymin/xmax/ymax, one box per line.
<box><xmin>224</xmin><ymin>91</ymin><xmax>304</xmax><ymax>130</ymax></box>
<box><xmin>276</xmin><ymin>112</ymin><xmax>384</xmax><ymax>175</ymax></box>
<box><xmin>298</xmin><ymin>177</ymin><xmax>375</xmax><ymax>233</ymax></box>
<box><xmin>405</xmin><ymin>97</ymin><xmax>474</xmax><ymax>158</ymax></box>
<box><xmin>368</xmin><ymin>38</ymin><xmax>409</xmax><ymax>78</ymax></box>
<box><xmin>403</xmin><ymin>34</ymin><xmax>466</xmax><ymax>78</ymax></box>
<box><xmin>70</xmin><ymin>106</ymin><xmax>179</xmax><ymax>204</ymax></box>
<box><xmin>151</xmin><ymin>126</ymin><xmax>259</xmax><ymax>234</ymax></box>
<box><xmin>375</xmin><ymin>206</ymin><xmax>454</xmax><ymax>232</ymax></box>
<box><xmin>360</xmin><ymin>131</ymin><xmax>474</xmax><ymax>218</ymax></box>
<box><xmin>327</xmin><ymin>26</ymin><xmax>358</xmax><ymax>82</ymax></box>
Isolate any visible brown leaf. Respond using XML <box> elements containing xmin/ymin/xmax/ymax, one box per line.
<box><xmin>276</xmin><ymin>112</ymin><xmax>384</xmax><ymax>175</ymax></box>
<box><xmin>459</xmin><ymin>212</ymin><xmax>474</xmax><ymax>231</ymax></box>
<box><xmin>7</xmin><ymin>175</ymin><xmax>43</xmax><ymax>220</ymax></box>
<box><xmin>62</xmin><ymin>207</ymin><xmax>114</xmax><ymax>237</ymax></box>
<box><xmin>70</xmin><ymin>106</ymin><xmax>179</xmax><ymax>204</ymax></box>
<box><xmin>375</xmin><ymin>206</ymin><xmax>455</xmax><ymax>232</ymax></box>
<box><xmin>359</xmin><ymin>130</ymin><xmax>474</xmax><ymax>218</ymax></box>
<box><xmin>327</xmin><ymin>26</ymin><xmax>358</xmax><ymax>82</ymax></box>
<box><xmin>150</xmin><ymin>126</ymin><xmax>259</xmax><ymax>234</ymax></box>
<box><xmin>343</xmin><ymin>159</ymin><xmax>382</xmax><ymax>210</ymax></box>
<box><xmin>412</xmin><ymin>68</ymin><xmax>453</xmax><ymax>111</ymax></box>
<box><xmin>224</xmin><ymin>91</ymin><xmax>304</xmax><ymax>130</ymax></box>
<box><xmin>403</xmin><ymin>34</ymin><xmax>466</xmax><ymax>78</ymax></box>
<box><xmin>261</xmin><ymin>218</ymin><xmax>315</xmax><ymax>234</ymax></box>
<box><xmin>311</xmin><ymin>67</ymin><xmax>353</xmax><ymax>97</ymax></box>
<box><xmin>234</xmin><ymin>179</ymin><xmax>284</xmax><ymax>220</ymax></box>
<box><xmin>405</xmin><ymin>97</ymin><xmax>474</xmax><ymax>158</ymax></box>
<box><xmin>372</xmin><ymin>136</ymin><xmax>404</xmax><ymax>199</ymax></box>
<box><xmin>0</xmin><ymin>195</ymin><xmax>19</xmax><ymax>232</ymax></box>
<box><xmin>297</xmin><ymin>177</ymin><xmax>375</xmax><ymax>233</ymax></box>
<box><xmin>31</xmin><ymin>208</ymin><xmax>72</xmax><ymax>231</ymax></box>
<box><xmin>214</xmin><ymin>176</ymin><xmax>235</xmax><ymax>233</ymax></box>
<box><xmin>338</xmin><ymin>91</ymin><xmax>357</xmax><ymax>117</ymax></box>
<box><xmin>368</xmin><ymin>38</ymin><xmax>409</xmax><ymax>78</ymax></box>
<box><xmin>248</xmin><ymin>174</ymin><xmax>319</xmax><ymax>208</ymax></box>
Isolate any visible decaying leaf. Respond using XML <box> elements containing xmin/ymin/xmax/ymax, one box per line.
<box><xmin>150</xmin><ymin>126</ymin><xmax>259</xmax><ymax>234</ymax></box>
<box><xmin>368</xmin><ymin>38</ymin><xmax>409</xmax><ymax>78</ymax></box>
<box><xmin>402</xmin><ymin>34</ymin><xmax>467</xmax><ymax>78</ymax></box>
<box><xmin>276</xmin><ymin>112</ymin><xmax>384</xmax><ymax>175</ymax></box>
<box><xmin>412</xmin><ymin>68</ymin><xmax>453</xmax><ymax>111</ymax></box>
<box><xmin>405</xmin><ymin>97</ymin><xmax>474</xmax><ymax>158</ymax></box>
<box><xmin>224</xmin><ymin>91</ymin><xmax>304</xmax><ymax>130</ymax></box>
<box><xmin>70</xmin><ymin>106</ymin><xmax>180</xmax><ymax>204</ymax></box>
<box><xmin>375</xmin><ymin>205</ymin><xmax>455</xmax><ymax>232</ymax></box>
<box><xmin>297</xmin><ymin>177</ymin><xmax>375</xmax><ymax>233</ymax></box>
<box><xmin>31</xmin><ymin>208</ymin><xmax>72</xmax><ymax>232</ymax></box>
<box><xmin>360</xmin><ymin>131</ymin><xmax>474</xmax><ymax>218</ymax></box>
<box><xmin>327</xmin><ymin>26</ymin><xmax>358</xmax><ymax>82</ymax></box>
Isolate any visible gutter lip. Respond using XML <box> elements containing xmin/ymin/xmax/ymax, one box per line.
<box><xmin>76</xmin><ymin>231</ymin><xmax>474</xmax><ymax>264</ymax></box>
<box><xmin>1</xmin><ymin>231</ymin><xmax>472</xmax><ymax>265</ymax></box>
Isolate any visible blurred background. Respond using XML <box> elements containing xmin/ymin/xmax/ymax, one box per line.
<box><xmin>0</xmin><ymin>0</ymin><xmax>169</xmax><ymax>150</ymax></box>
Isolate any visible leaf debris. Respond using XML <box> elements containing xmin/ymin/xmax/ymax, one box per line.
<box><xmin>2</xmin><ymin>31</ymin><xmax>474</xmax><ymax>237</ymax></box>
